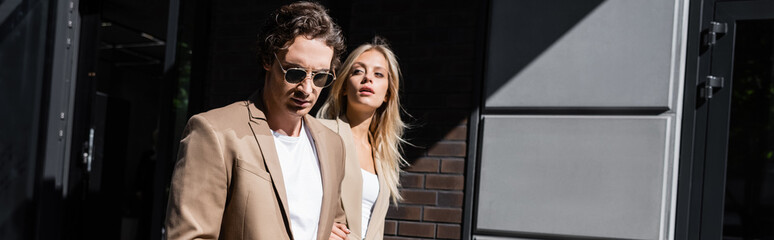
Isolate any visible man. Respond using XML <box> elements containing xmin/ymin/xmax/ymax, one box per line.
<box><xmin>164</xmin><ymin>2</ymin><xmax>347</xmax><ymax>239</ymax></box>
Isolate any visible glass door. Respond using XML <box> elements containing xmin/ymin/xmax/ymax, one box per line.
<box><xmin>720</xmin><ymin>19</ymin><xmax>774</xmax><ymax>240</ymax></box>
<box><xmin>699</xmin><ymin>1</ymin><xmax>774</xmax><ymax>239</ymax></box>
<box><xmin>65</xmin><ymin>0</ymin><xmax>196</xmax><ymax>239</ymax></box>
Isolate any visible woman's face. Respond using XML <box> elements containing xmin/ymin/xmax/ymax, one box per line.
<box><xmin>344</xmin><ymin>49</ymin><xmax>390</xmax><ymax>114</ymax></box>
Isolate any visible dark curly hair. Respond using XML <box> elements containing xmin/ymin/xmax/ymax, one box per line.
<box><xmin>257</xmin><ymin>1</ymin><xmax>345</xmax><ymax>69</ymax></box>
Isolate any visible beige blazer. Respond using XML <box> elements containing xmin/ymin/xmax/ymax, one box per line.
<box><xmin>165</xmin><ymin>94</ymin><xmax>347</xmax><ymax>240</ymax></box>
<box><xmin>321</xmin><ymin>117</ymin><xmax>390</xmax><ymax>240</ymax></box>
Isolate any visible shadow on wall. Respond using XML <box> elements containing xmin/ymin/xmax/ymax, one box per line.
<box><xmin>485</xmin><ymin>0</ymin><xmax>675</xmax><ymax>110</ymax></box>
<box><xmin>484</xmin><ymin>0</ymin><xmax>605</xmax><ymax>103</ymax></box>
<box><xmin>340</xmin><ymin>0</ymin><xmax>605</xmax><ymax>161</ymax></box>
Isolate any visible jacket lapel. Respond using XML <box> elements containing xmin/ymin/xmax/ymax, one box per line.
<box><xmin>246</xmin><ymin>96</ymin><xmax>293</xmax><ymax>237</ymax></box>
<box><xmin>306</xmin><ymin>115</ymin><xmax>337</xmax><ymax>240</ymax></box>
<box><xmin>337</xmin><ymin>117</ymin><xmax>364</xmax><ymax>238</ymax></box>
<box><xmin>365</xmin><ymin>159</ymin><xmax>391</xmax><ymax>240</ymax></box>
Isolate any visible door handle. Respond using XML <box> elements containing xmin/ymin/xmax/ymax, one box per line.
<box><xmin>81</xmin><ymin>127</ymin><xmax>95</xmax><ymax>172</ymax></box>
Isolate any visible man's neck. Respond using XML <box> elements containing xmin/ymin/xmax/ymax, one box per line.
<box><xmin>268</xmin><ymin>115</ymin><xmax>303</xmax><ymax>137</ymax></box>
<box><xmin>263</xmin><ymin>94</ymin><xmax>304</xmax><ymax>137</ymax></box>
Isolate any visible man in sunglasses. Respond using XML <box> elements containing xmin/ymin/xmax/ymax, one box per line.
<box><xmin>164</xmin><ymin>2</ymin><xmax>348</xmax><ymax>240</ymax></box>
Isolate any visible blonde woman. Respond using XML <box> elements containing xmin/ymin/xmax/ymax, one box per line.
<box><xmin>319</xmin><ymin>37</ymin><xmax>407</xmax><ymax>240</ymax></box>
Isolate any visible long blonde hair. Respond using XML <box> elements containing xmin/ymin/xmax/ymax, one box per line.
<box><xmin>318</xmin><ymin>37</ymin><xmax>408</xmax><ymax>203</ymax></box>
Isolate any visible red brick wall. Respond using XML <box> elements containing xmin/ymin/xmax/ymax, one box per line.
<box><xmin>343</xmin><ymin>1</ymin><xmax>482</xmax><ymax>239</ymax></box>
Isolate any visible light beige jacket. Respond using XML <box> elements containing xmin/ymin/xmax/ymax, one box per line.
<box><xmin>165</xmin><ymin>95</ymin><xmax>347</xmax><ymax>240</ymax></box>
<box><xmin>321</xmin><ymin>117</ymin><xmax>390</xmax><ymax>240</ymax></box>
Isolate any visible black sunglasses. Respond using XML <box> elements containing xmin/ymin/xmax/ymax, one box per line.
<box><xmin>273</xmin><ymin>53</ymin><xmax>335</xmax><ymax>88</ymax></box>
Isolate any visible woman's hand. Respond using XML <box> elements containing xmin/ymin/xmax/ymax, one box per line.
<box><xmin>329</xmin><ymin>223</ymin><xmax>350</xmax><ymax>240</ymax></box>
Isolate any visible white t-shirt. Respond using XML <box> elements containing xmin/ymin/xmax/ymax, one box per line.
<box><xmin>272</xmin><ymin>121</ymin><xmax>323</xmax><ymax>240</ymax></box>
<box><xmin>360</xmin><ymin>169</ymin><xmax>379</xmax><ymax>239</ymax></box>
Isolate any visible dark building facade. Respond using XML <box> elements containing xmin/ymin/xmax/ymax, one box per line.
<box><xmin>1</xmin><ymin>0</ymin><xmax>773</xmax><ymax>239</ymax></box>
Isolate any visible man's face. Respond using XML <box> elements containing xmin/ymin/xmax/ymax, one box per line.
<box><xmin>263</xmin><ymin>36</ymin><xmax>334</xmax><ymax>119</ymax></box>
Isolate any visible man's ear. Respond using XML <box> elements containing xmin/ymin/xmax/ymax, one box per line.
<box><xmin>263</xmin><ymin>62</ymin><xmax>271</xmax><ymax>71</ymax></box>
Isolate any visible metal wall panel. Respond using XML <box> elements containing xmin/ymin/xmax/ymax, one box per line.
<box><xmin>484</xmin><ymin>0</ymin><xmax>677</xmax><ymax>108</ymax></box>
<box><xmin>476</xmin><ymin>116</ymin><xmax>671</xmax><ymax>239</ymax></box>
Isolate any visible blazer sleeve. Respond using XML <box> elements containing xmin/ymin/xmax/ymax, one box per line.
<box><xmin>165</xmin><ymin>115</ymin><xmax>229</xmax><ymax>240</ymax></box>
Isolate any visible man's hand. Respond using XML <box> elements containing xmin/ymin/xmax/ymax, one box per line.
<box><xmin>329</xmin><ymin>223</ymin><xmax>350</xmax><ymax>240</ymax></box>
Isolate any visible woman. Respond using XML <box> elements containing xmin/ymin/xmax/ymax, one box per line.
<box><xmin>319</xmin><ymin>37</ymin><xmax>408</xmax><ymax>240</ymax></box>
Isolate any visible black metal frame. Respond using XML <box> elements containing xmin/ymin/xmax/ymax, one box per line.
<box><xmin>461</xmin><ymin>0</ymin><xmax>491</xmax><ymax>239</ymax></box>
<box><xmin>31</xmin><ymin>0</ymin><xmax>65</xmax><ymax>239</ymax></box>
<box><xmin>675</xmin><ymin>0</ymin><xmax>715</xmax><ymax>238</ymax></box>
<box><xmin>28</xmin><ymin>0</ymin><xmax>84</xmax><ymax>239</ymax></box>
<box><xmin>61</xmin><ymin>0</ymin><xmax>101</xmax><ymax>237</ymax></box>
<box><xmin>676</xmin><ymin>0</ymin><xmax>774</xmax><ymax>239</ymax></box>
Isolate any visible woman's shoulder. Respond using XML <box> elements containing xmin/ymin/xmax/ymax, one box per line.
<box><xmin>316</xmin><ymin>117</ymin><xmax>339</xmax><ymax>133</ymax></box>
